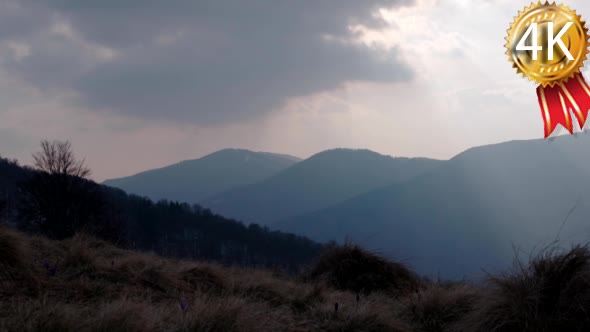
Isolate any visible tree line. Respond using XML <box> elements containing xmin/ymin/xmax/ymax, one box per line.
<box><xmin>0</xmin><ymin>141</ymin><xmax>324</xmax><ymax>271</ymax></box>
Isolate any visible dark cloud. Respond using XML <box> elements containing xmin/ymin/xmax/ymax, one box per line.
<box><xmin>2</xmin><ymin>0</ymin><xmax>414</xmax><ymax>124</ymax></box>
<box><xmin>0</xmin><ymin>2</ymin><xmax>50</xmax><ymax>40</ymax></box>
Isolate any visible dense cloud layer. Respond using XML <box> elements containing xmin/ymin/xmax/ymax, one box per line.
<box><xmin>2</xmin><ymin>0</ymin><xmax>565</xmax><ymax>182</ymax></box>
<box><xmin>0</xmin><ymin>0</ymin><xmax>414</xmax><ymax>124</ymax></box>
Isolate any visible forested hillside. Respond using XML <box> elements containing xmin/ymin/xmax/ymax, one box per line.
<box><xmin>0</xmin><ymin>144</ymin><xmax>322</xmax><ymax>272</ymax></box>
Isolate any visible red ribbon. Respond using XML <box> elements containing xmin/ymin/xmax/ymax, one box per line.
<box><xmin>536</xmin><ymin>73</ymin><xmax>590</xmax><ymax>138</ymax></box>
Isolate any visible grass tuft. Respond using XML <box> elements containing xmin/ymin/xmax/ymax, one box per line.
<box><xmin>457</xmin><ymin>245</ymin><xmax>590</xmax><ymax>331</ymax></box>
<box><xmin>308</xmin><ymin>244</ymin><xmax>419</xmax><ymax>295</ymax></box>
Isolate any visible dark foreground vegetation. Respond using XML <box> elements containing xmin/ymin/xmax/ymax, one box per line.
<box><xmin>0</xmin><ymin>141</ymin><xmax>323</xmax><ymax>271</ymax></box>
<box><xmin>3</xmin><ymin>141</ymin><xmax>590</xmax><ymax>331</ymax></box>
<box><xmin>2</xmin><ymin>227</ymin><xmax>590</xmax><ymax>332</ymax></box>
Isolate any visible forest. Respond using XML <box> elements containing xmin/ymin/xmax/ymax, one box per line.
<box><xmin>0</xmin><ymin>141</ymin><xmax>324</xmax><ymax>272</ymax></box>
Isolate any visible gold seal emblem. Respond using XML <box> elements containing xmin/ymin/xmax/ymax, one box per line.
<box><xmin>505</xmin><ymin>2</ymin><xmax>589</xmax><ymax>87</ymax></box>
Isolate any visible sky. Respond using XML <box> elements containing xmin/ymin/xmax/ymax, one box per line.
<box><xmin>1</xmin><ymin>0</ymin><xmax>590</xmax><ymax>181</ymax></box>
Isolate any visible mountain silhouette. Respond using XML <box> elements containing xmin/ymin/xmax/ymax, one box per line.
<box><xmin>202</xmin><ymin>149</ymin><xmax>443</xmax><ymax>224</ymax></box>
<box><xmin>279</xmin><ymin>133</ymin><xmax>590</xmax><ymax>278</ymax></box>
<box><xmin>103</xmin><ymin>149</ymin><xmax>300</xmax><ymax>203</ymax></box>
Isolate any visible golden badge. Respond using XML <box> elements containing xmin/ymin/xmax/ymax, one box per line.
<box><xmin>505</xmin><ymin>2</ymin><xmax>590</xmax><ymax>137</ymax></box>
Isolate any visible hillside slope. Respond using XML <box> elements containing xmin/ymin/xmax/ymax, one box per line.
<box><xmin>3</xmin><ymin>227</ymin><xmax>590</xmax><ymax>331</ymax></box>
<box><xmin>0</xmin><ymin>156</ymin><xmax>322</xmax><ymax>271</ymax></box>
<box><xmin>202</xmin><ymin>149</ymin><xmax>443</xmax><ymax>224</ymax></box>
<box><xmin>104</xmin><ymin>149</ymin><xmax>301</xmax><ymax>203</ymax></box>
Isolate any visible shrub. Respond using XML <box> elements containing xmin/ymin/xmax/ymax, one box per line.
<box><xmin>457</xmin><ymin>245</ymin><xmax>590</xmax><ymax>331</ymax></box>
<box><xmin>308</xmin><ymin>244</ymin><xmax>419</xmax><ymax>295</ymax></box>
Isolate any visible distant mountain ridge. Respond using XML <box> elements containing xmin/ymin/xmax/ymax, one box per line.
<box><xmin>279</xmin><ymin>134</ymin><xmax>590</xmax><ymax>278</ymax></box>
<box><xmin>103</xmin><ymin>149</ymin><xmax>301</xmax><ymax>203</ymax></box>
<box><xmin>102</xmin><ymin>137</ymin><xmax>590</xmax><ymax>279</ymax></box>
<box><xmin>202</xmin><ymin>149</ymin><xmax>444</xmax><ymax>224</ymax></box>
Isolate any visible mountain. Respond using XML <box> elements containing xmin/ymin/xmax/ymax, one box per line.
<box><xmin>279</xmin><ymin>133</ymin><xmax>590</xmax><ymax>279</ymax></box>
<box><xmin>103</xmin><ymin>149</ymin><xmax>301</xmax><ymax>203</ymax></box>
<box><xmin>202</xmin><ymin>149</ymin><xmax>444</xmax><ymax>224</ymax></box>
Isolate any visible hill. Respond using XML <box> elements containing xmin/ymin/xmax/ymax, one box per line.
<box><xmin>2</xmin><ymin>227</ymin><xmax>590</xmax><ymax>331</ymax></box>
<box><xmin>103</xmin><ymin>149</ymin><xmax>301</xmax><ymax>203</ymax></box>
<box><xmin>0</xmin><ymin>157</ymin><xmax>31</xmax><ymax>225</ymax></box>
<box><xmin>0</xmin><ymin>155</ymin><xmax>323</xmax><ymax>271</ymax></box>
<box><xmin>202</xmin><ymin>149</ymin><xmax>443</xmax><ymax>224</ymax></box>
<box><xmin>280</xmin><ymin>134</ymin><xmax>590</xmax><ymax>278</ymax></box>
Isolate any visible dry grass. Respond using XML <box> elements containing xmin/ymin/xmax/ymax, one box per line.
<box><xmin>1</xmin><ymin>227</ymin><xmax>590</xmax><ymax>331</ymax></box>
<box><xmin>0</xmin><ymin>228</ymin><xmax>411</xmax><ymax>331</ymax></box>
<box><xmin>400</xmin><ymin>283</ymin><xmax>480</xmax><ymax>332</ymax></box>
<box><xmin>457</xmin><ymin>245</ymin><xmax>590</xmax><ymax>332</ymax></box>
<box><xmin>0</xmin><ymin>226</ymin><xmax>38</xmax><ymax>294</ymax></box>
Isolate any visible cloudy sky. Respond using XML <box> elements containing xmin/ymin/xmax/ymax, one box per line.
<box><xmin>1</xmin><ymin>0</ymin><xmax>590</xmax><ymax>181</ymax></box>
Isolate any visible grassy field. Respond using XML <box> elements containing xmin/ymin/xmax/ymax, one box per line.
<box><xmin>1</xmin><ymin>226</ymin><xmax>590</xmax><ymax>332</ymax></box>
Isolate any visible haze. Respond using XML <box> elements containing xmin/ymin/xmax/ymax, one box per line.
<box><xmin>2</xmin><ymin>0</ymin><xmax>590</xmax><ymax>181</ymax></box>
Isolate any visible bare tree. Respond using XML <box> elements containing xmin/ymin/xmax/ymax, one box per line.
<box><xmin>18</xmin><ymin>140</ymin><xmax>120</xmax><ymax>241</ymax></box>
<box><xmin>32</xmin><ymin>140</ymin><xmax>91</xmax><ymax>178</ymax></box>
